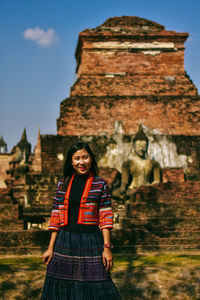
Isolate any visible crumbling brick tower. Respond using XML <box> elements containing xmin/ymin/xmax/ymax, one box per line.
<box><xmin>57</xmin><ymin>16</ymin><xmax>199</xmax><ymax>138</ymax></box>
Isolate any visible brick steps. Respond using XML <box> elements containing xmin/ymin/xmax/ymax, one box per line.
<box><xmin>130</xmin><ymin>229</ymin><xmax>200</xmax><ymax>237</ymax></box>
<box><xmin>111</xmin><ymin>229</ymin><xmax>200</xmax><ymax>253</ymax></box>
<box><xmin>129</xmin><ymin>210</ymin><xmax>200</xmax><ymax>218</ymax></box>
<box><xmin>113</xmin><ymin>181</ymin><xmax>200</xmax><ymax>252</ymax></box>
<box><xmin>0</xmin><ymin>230</ymin><xmax>50</xmax><ymax>255</ymax></box>
<box><xmin>124</xmin><ymin>221</ymin><xmax>200</xmax><ymax>232</ymax></box>
<box><xmin>129</xmin><ymin>218</ymin><xmax>200</xmax><ymax>226</ymax></box>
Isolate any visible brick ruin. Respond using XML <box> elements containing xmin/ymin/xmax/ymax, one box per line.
<box><xmin>0</xmin><ymin>16</ymin><xmax>200</xmax><ymax>254</ymax></box>
<box><xmin>58</xmin><ymin>16</ymin><xmax>199</xmax><ymax>137</ymax></box>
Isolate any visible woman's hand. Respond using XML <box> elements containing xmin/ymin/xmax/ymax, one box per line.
<box><xmin>42</xmin><ymin>230</ymin><xmax>58</xmax><ymax>265</ymax></box>
<box><xmin>102</xmin><ymin>248</ymin><xmax>113</xmax><ymax>271</ymax></box>
<box><xmin>42</xmin><ymin>248</ymin><xmax>53</xmax><ymax>265</ymax></box>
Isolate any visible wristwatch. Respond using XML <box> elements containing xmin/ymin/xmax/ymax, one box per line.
<box><xmin>103</xmin><ymin>242</ymin><xmax>113</xmax><ymax>249</ymax></box>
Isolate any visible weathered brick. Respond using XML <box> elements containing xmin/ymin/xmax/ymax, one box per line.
<box><xmin>57</xmin><ymin>16</ymin><xmax>200</xmax><ymax>138</ymax></box>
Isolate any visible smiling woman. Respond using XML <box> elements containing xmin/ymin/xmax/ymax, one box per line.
<box><xmin>41</xmin><ymin>142</ymin><xmax>121</xmax><ymax>300</ymax></box>
<box><xmin>71</xmin><ymin>149</ymin><xmax>92</xmax><ymax>175</ymax></box>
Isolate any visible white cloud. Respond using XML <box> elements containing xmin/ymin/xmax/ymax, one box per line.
<box><xmin>23</xmin><ymin>27</ymin><xmax>58</xmax><ymax>47</ymax></box>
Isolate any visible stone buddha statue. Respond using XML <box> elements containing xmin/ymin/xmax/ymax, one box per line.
<box><xmin>112</xmin><ymin>127</ymin><xmax>160</xmax><ymax>198</ymax></box>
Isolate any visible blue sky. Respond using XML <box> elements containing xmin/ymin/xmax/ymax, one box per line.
<box><xmin>1</xmin><ymin>0</ymin><xmax>200</xmax><ymax>151</ymax></box>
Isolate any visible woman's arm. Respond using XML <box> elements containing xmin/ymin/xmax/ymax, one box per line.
<box><xmin>101</xmin><ymin>228</ymin><xmax>113</xmax><ymax>271</ymax></box>
<box><xmin>42</xmin><ymin>230</ymin><xmax>58</xmax><ymax>265</ymax></box>
<box><xmin>99</xmin><ymin>180</ymin><xmax>114</xmax><ymax>271</ymax></box>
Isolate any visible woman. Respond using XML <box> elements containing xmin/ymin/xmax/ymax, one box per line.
<box><xmin>41</xmin><ymin>142</ymin><xmax>121</xmax><ymax>300</ymax></box>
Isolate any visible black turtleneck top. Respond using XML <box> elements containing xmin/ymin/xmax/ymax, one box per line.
<box><xmin>61</xmin><ymin>173</ymin><xmax>99</xmax><ymax>233</ymax></box>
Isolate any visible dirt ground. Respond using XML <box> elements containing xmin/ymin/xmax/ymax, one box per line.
<box><xmin>1</xmin><ymin>252</ymin><xmax>200</xmax><ymax>300</ymax></box>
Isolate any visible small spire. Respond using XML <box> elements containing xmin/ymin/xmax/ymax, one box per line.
<box><xmin>0</xmin><ymin>136</ymin><xmax>6</xmax><ymax>147</ymax></box>
<box><xmin>17</xmin><ymin>128</ymin><xmax>30</xmax><ymax>148</ymax></box>
<box><xmin>17</xmin><ymin>128</ymin><xmax>31</xmax><ymax>162</ymax></box>
<box><xmin>0</xmin><ymin>136</ymin><xmax>8</xmax><ymax>153</ymax></box>
<box><xmin>21</xmin><ymin>128</ymin><xmax>28</xmax><ymax>142</ymax></box>
<box><xmin>37</xmin><ymin>127</ymin><xmax>41</xmax><ymax>139</ymax></box>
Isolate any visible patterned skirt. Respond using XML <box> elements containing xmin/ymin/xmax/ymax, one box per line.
<box><xmin>41</xmin><ymin>229</ymin><xmax>121</xmax><ymax>300</ymax></box>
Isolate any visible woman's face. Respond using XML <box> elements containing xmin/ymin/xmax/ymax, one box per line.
<box><xmin>71</xmin><ymin>149</ymin><xmax>92</xmax><ymax>175</ymax></box>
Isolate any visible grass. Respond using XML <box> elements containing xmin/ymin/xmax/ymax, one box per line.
<box><xmin>0</xmin><ymin>256</ymin><xmax>44</xmax><ymax>300</ymax></box>
<box><xmin>113</xmin><ymin>253</ymin><xmax>200</xmax><ymax>267</ymax></box>
<box><xmin>112</xmin><ymin>253</ymin><xmax>200</xmax><ymax>300</ymax></box>
<box><xmin>1</xmin><ymin>253</ymin><xmax>200</xmax><ymax>299</ymax></box>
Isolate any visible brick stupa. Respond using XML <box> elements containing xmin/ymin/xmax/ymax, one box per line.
<box><xmin>57</xmin><ymin>16</ymin><xmax>199</xmax><ymax>137</ymax></box>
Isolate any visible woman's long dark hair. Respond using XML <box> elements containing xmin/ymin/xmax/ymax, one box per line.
<box><xmin>63</xmin><ymin>142</ymin><xmax>99</xmax><ymax>182</ymax></box>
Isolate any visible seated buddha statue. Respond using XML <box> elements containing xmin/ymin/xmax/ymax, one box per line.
<box><xmin>112</xmin><ymin>127</ymin><xmax>160</xmax><ymax>198</ymax></box>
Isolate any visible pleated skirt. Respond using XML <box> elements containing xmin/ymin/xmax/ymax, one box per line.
<box><xmin>41</xmin><ymin>229</ymin><xmax>121</xmax><ymax>300</ymax></box>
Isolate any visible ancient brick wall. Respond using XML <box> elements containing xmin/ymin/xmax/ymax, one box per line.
<box><xmin>171</xmin><ymin>135</ymin><xmax>200</xmax><ymax>179</ymax></box>
<box><xmin>70</xmin><ymin>75</ymin><xmax>197</xmax><ymax>97</ymax></box>
<box><xmin>162</xmin><ymin>168</ymin><xmax>185</xmax><ymax>182</ymax></box>
<box><xmin>58</xmin><ymin>96</ymin><xmax>200</xmax><ymax>137</ymax></box>
<box><xmin>0</xmin><ymin>204</ymin><xmax>23</xmax><ymax>230</ymax></box>
<box><xmin>40</xmin><ymin>135</ymin><xmax>76</xmax><ymax>175</ymax></box>
<box><xmin>76</xmin><ymin>48</ymin><xmax>186</xmax><ymax>78</ymax></box>
<box><xmin>0</xmin><ymin>230</ymin><xmax>50</xmax><ymax>255</ymax></box>
<box><xmin>25</xmin><ymin>174</ymin><xmax>60</xmax><ymax>206</ymax></box>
